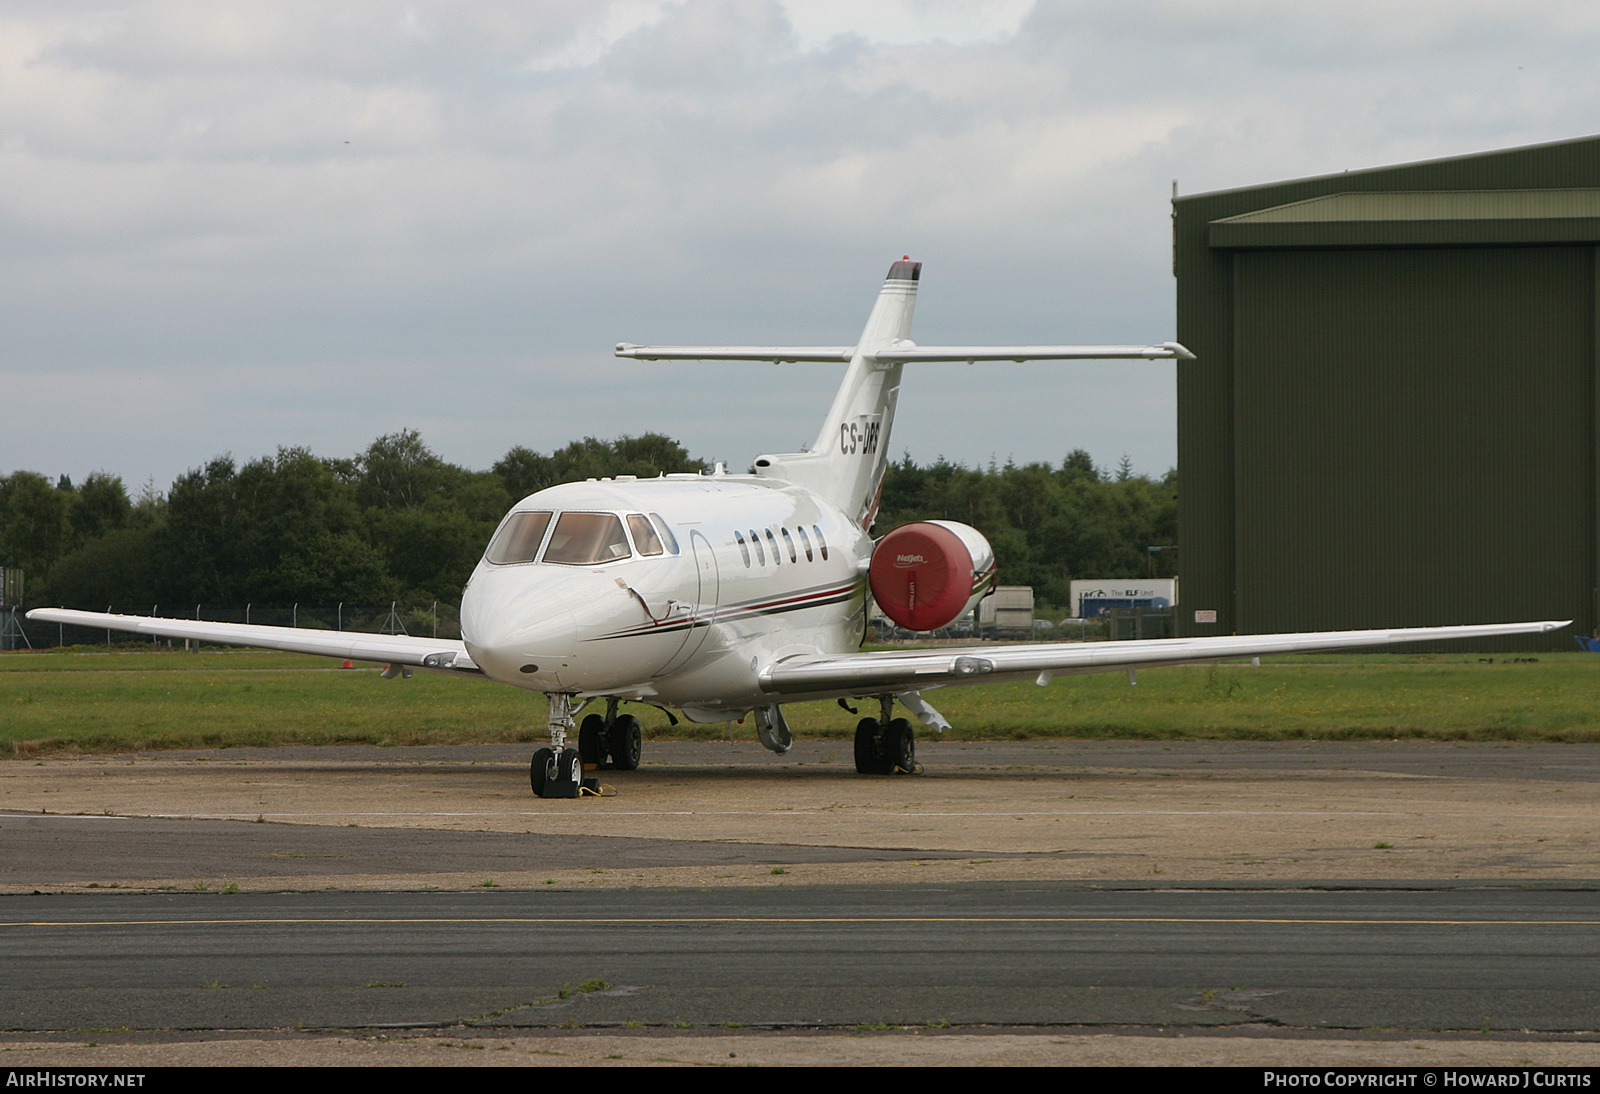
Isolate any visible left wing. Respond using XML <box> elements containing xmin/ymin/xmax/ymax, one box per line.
<box><xmin>25</xmin><ymin>609</ymin><xmax>482</xmax><ymax>675</ymax></box>
<box><xmin>759</xmin><ymin>620</ymin><xmax>1568</xmax><ymax>700</ymax></box>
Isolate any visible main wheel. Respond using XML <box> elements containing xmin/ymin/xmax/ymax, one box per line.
<box><xmin>885</xmin><ymin>717</ymin><xmax>916</xmax><ymax>774</ymax></box>
<box><xmin>854</xmin><ymin>717</ymin><xmax>891</xmax><ymax>775</ymax></box>
<box><xmin>530</xmin><ymin>746</ymin><xmax>555</xmax><ymax>795</ymax></box>
<box><xmin>608</xmin><ymin>714</ymin><xmax>643</xmax><ymax>771</ymax></box>
<box><xmin>578</xmin><ymin>714</ymin><xmax>607</xmax><ymax>769</ymax></box>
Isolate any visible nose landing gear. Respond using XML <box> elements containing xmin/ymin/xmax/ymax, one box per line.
<box><xmin>532</xmin><ymin>693</ymin><xmax>585</xmax><ymax>798</ymax></box>
<box><xmin>853</xmin><ymin>695</ymin><xmax>919</xmax><ymax>775</ymax></box>
<box><xmin>530</xmin><ymin>744</ymin><xmax>584</xmax><ymax>798</ymax></box>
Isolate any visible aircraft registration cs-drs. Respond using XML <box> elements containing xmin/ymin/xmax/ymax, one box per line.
<box><xmin>30</xmin><ymin>258</ymin><xmax>1568</xmax><ymax>798</ymax></box>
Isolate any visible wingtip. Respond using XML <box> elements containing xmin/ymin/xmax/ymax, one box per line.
<box><xmin>1543</xmin><ymin>620</ymin><xmax>1574</xmax><ymax>632</ymax></box>
<box><xmin>1164</xmin><ymin>341</ymin><xmax>1197</xmax><ymax>360</ymax></box>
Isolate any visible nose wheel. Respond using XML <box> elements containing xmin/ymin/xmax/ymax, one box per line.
<box><xmin>530</xmin><ymin>746</ymin><xmax>584</xmax><ymax>798</ymax></box>
<box><xmin>532</xmin><ymin>693</ymin><xmax>585</xmax><ymax>799</ymax></box>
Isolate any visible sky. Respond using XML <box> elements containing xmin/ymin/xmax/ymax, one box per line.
<box><xmin>5</xmin><ymin>0</ymin><xmax>1600</xmax><ymax>492</ymax></box>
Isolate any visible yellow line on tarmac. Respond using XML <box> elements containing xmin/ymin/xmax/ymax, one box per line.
<box><xmin>5</xmin><ymin>917</ymin><xmax>1600</xmax><ymax>928</ymax></box>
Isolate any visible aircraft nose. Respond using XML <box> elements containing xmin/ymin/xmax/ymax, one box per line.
<box><xmin>461</xmin><ymin>567</ymin><xmax>580</xmax><ymax>685</ymax></box>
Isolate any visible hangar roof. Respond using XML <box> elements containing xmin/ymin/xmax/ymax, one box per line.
<box><xmin>1209</xmin><ymin>187</ymin><xmax>1600</xmax><ymax>249</ymax></box>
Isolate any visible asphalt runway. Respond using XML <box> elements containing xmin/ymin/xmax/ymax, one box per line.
<box><xmin>108</xmin><ymin>738</ymin><xmax>1600</xmax><ymax>782</ymax></box>
<box><xmin>0</xmin><ymin>814</ymin><xmax>997</xmax><ymax>886</ymax></box>
<box><xmin>5</xmin><ymin>740</ymin><xmax>1599</xmax><ymax>1048</ymax></box>
<box><xmin>4</xmin><ymin>883</ymin><xmax>1599</xmax><ymax>1033</ymax></box>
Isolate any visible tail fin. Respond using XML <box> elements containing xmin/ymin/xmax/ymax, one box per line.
<box><xmin>751</xmin><ymin>259</ymin><xmax>920</xmax><ymax>528</ymax></box>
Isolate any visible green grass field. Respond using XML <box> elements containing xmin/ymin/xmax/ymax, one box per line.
<box><xmin>3</xmin><ymin>645</ymin><xmax>1597</xmax><ymax>755</ymax></box>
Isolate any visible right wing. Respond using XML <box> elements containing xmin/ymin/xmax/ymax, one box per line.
<box><xmin>759</xmin><ymin>620</ymin><xmax>1568</xmax><ymax>699</ymax></box>
<box><xmin>25</xmin><ymin>609</ymin><xmax>483</xmax><ymax>675</ymax></box>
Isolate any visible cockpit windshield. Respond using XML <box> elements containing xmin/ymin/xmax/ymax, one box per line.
<box><xmin>626</xmin><ymin>513</ymin><xmax>664</xmax><ymax>556</ymax></box>
<box><xmin>649</xmin><ymin>512</ymin><xmax>678</xmax><ymax>554</ymax></box>
<box><xmin>484</xmin><ymin>511</ymin><xmax>552</xmax><ymax>565</ymax></box>
<box><xmin>543</xmin><ymin>512</ymin><xmax>632</xmax><ymax>565</ymax></box>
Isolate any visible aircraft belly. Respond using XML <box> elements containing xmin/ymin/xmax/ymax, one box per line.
<box><xmin>649</xmin><ymin>647</ymin><xmax>761</xmax><ymax>711</ymax></box>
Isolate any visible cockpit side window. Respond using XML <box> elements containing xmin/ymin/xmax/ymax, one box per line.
<box><xmin>648</xmin><ymin>513</ymin><xmax>679</xmax><ymax>555</ymax></box>
<box><xmin>543</xmin><ymin>512</ymin><xmax>632</xmax><ymax>565</ymax></box>
<box><xmin>813</xmin><ymin>524</ymin><xmax>829</xmax><ymax>561</ymax></box>
<box><xmin>797</xmin><ymin>525</ymin><xmax>814</xmax><ymax>561</ymax></box>
<box><xmin>485</xmin><ymin>511</ymin><xmax>553</xmax><ymax>565</ymax></box>
<box><xmin>626</xmin><ymin>513</ymin><xmax>664</xmax><ymax>556</ymax></box>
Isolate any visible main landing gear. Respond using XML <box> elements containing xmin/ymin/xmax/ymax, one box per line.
<box><xmin>532</xmin><ymin>695</ymin><xmax>641</xmax><ymax>799</ymax></box>
<box><xmin>577</xmin><ymin>697</ymin><xmax>642</xmax><ymax>772</ymax></box>
<box><xmin>853</xmin><ymin>695</ymin><xmax>918</xmax><ymax>776</ymax></box>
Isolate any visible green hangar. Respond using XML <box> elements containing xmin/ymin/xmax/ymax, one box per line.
<box><xmin>1174</xmin><ymin>134</ymin><xmax>1600</xmax><ymax>649</ymax></box>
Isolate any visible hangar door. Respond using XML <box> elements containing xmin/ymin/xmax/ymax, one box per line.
<box><xmin>1232</xmin><ymin>245</ymin><xmax>1594</xmax><ymax>637</ymax></box>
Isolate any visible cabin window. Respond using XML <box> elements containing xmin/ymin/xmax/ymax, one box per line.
<box><xmin>627</xmin><ymin>513</ymin><xmax>664</xmax><ymax>556</ymax></box>
<box><xmin>734</xmin><ymin>531</ymin><xmax>751</xmax><ymax>567</ymax></box>
<box><xmin>765</xmin><ymin>529</ymin><xmax>781</xmax><ymax>564</ymax></box>
<box><xmin>485</xmin><ymin>511</ymin><xmax>553</xmax><ymax>565</ymax></box>
<box><xmin>797</xmin><ymin>525</ymin><xmax>814</xmax><ymax>561</ymax></box>
<box><xmin>750</xmin><ymin>530</ymin><xmax>765</xmax><ymax>565</ymax></box>
<box><xmin>543</xmin><ymin>512</ymin><xmax>632</xmax><ymax>565</ymax></box>
<box><xmin>781</xmin><ymin>527</ymin><xmax>797</xmax><ymax>563</ymax></box>
<box><xmin>813</xmin><ymin>524</ymin><xmax>829</xmax><ymax>561</ymax></box>
<box><xmin>649</xmin><ymin>512</ymin><xmax>679</xmax><ymax>554</ymax></box>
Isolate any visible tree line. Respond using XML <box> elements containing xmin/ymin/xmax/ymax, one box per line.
<box><xmin>875</xmin><ymin>451</ymin><xmax>1177</xmax><ymax>609</ymax></box>
<box><xmin>1</xmin><ymin>433</ymin><xmax>1174</xmax><ymax>615</ymax></box>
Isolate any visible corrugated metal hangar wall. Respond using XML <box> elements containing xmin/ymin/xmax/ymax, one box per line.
<box><xmin>1174</xmin><ymin>135</ymin><xmax>1600</xmax><ymax>649</ymax></box>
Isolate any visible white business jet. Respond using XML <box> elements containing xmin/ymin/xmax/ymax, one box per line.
<box><xmin>29</xmin><ymin>258</ymin><xmax>1567</xmax><ymax>797</ymax></box>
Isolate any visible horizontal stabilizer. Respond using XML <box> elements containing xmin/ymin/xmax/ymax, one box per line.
<box><xmin>870</xmin><ymin>342</ymin><xmax>1195</xmax><ymax>363</ymax></box>
<box><xmin>615</xmin><ymin>343</ymin><xmax>853</xmax><ymax>363</ymax></box>
<box><xmin>613</xmin><ymin>342</ymin><xmax>1195</xmax><ymax>364</ymax></box>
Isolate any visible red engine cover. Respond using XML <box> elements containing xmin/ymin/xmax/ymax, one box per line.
<box><xmin>869</xmin><ymin>522</ymin><xmax>975</xmax><ymax>632</ymax></box>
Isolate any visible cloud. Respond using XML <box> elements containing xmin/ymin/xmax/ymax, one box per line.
<box><xmin>3</xmin><ymin>0</ymin><xmax>1598</xmax><ymax>488</ymax></box>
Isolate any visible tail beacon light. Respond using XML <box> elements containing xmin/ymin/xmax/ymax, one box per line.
<box><xmin>869</xmin><ymin>520</ymin><xmax>997</xmax><ymax>631</ymax></box>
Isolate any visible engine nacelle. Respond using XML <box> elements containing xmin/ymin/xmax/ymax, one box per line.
<box><xmin>869</xmin><ymin>520</ymin><xmax>998</xmax><ymax>632</ymax></box>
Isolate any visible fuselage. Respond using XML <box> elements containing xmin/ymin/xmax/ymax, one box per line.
<box><xmin>459</xmin><ymin>472</ymin><xmax>871</xmax><ymax>720</ymax></box>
